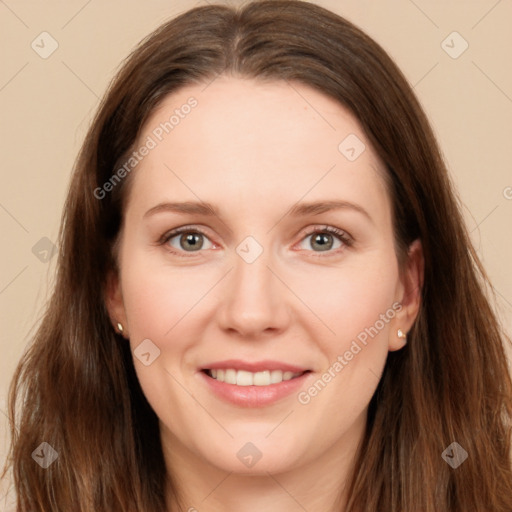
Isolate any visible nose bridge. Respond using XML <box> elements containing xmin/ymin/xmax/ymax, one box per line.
<box><xmin>217</xmin><ymin>236</ymin><xmax>289</xmax><ymax>335</ymax></box>
<box><xmin>234</xmin><ymin>244</ymin><xmax>273</xmax><ymax>296</ymax></box>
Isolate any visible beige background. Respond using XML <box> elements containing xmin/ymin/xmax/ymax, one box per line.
<box><xmin>1</xmin><ymin>0</ymin><xmax>511</xmax><ymax>507</ymax></box>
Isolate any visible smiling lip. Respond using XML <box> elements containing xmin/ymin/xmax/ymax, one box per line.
<box><xmin>202</xmin><ymin>359</ymin><xmax>309</xmax><ymax>373</ymax></box>
<box><xmin>199</xmin><ymin>359</ymin><xmax>312</xmax><ymax>408</ymax></box>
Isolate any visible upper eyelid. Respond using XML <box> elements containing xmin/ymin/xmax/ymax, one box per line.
<box><xmin>160</xmin><ymin>225</ymin><xmax>213</xmax><ymax>246</ymax></box>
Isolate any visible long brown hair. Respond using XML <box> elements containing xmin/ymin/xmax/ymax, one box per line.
<box><xmin>3</xmin><ymin>1</ymin><xmax>512</xmax><ymax>510</ymax></box>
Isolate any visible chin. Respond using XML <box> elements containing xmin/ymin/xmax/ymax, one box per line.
<box><xmin>199</xmin><ymin>438</ymin><xmax>304</xmax><ymax>475</ymax></box>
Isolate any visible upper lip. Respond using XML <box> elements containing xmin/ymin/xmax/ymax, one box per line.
<box><xmin>201</xmin><ymin>359</ymin><xmax>310</xmax><ymax>373</ymax></box>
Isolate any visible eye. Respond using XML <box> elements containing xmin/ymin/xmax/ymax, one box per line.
<box><xmin>158</xmin><ymin>224</ymin><xmax>352</xmax><ymax>258</ymax></box>
<box><xmin>161</xmin><ymin>227</ymin><xmax>214</xmax><ymax>255</ymax></box>
<box><xmin>297</xmin><ymin>226</ymin><xmax>352</xmax><ymax>254</ymax></box>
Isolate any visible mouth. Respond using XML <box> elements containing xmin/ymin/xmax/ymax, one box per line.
<box><xmin>198</xmin><ymin>361</ymin><xmax>313</xmax><ymax>407</ymax></box>
<box><xmin>201</xmin><ymin>368</ymin><xmax>309</xmax><ymax>386</ymax></box>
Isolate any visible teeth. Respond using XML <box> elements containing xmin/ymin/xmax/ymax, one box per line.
<box><xmin>207</xmin><ymin>369</ymin><xmax>303</xmax><ymax>386</ymax></box>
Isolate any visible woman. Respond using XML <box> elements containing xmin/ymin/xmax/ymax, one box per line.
<box><xmin>3</xmin><ymin>1</ymin><xmax>512</xmax><ymax>510</ymax></box>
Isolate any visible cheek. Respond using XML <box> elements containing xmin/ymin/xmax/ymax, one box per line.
<box><xmin>286</xmin><ymin>252</ymin><xmax>399</xmax><ymax>345</ymax></box>
<box><xmin>295</xmin><ymin>255</ymin><xmax>398</xmax><ymax>409</ymax></box>
<box><xmin>119</xmin><ymin>252</ymin><xmax>213</xmax><ymax>432</ymax></box>
<box><xmin>120</xmin><ymin>249</ymin><xmax>213</xmax><ymax>341</ymax></box>
<box><xmin>290</xmin><ymin>251</ymin><xmax>398</xmax><ymax>406</ymax></box>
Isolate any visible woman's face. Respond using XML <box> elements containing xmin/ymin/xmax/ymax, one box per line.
<box><xmin>107</xmin><ymin>76</ymin><xmax>422</xmax><ymax>476</ymax></box>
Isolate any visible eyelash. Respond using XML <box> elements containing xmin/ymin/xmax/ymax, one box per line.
<box><xmin>158</xmin><ymin>225</ymin><xmax>353</xmax><ymax>258</ymax></box>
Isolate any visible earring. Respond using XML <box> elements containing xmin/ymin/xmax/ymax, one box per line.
<box><xmin>397</xmin><ymin>328</ymin><xmax>407</xmax><ymax>339</ymax></box>
<box><xmin>116</xmin><ymin>322</ymin><xmax>124</xmax><ymax>333</ymax></box>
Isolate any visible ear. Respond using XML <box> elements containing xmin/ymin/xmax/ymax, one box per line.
<box><xmin>389</xmin><ymin>239</ymin><xmax>424</xmax><ymax>351</ymax></box>
<box><xmin>104</xmin><ymin>269</ymin><xmax>129</xmax><ymax>338</ymax></box>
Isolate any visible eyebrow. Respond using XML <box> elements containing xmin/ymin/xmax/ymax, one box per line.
<box><xmin>143</xmin><ymin>199</ymin><xmax>373</xmax><ymax>224</ymax></box>
<box><xmin>144</xmin><ymin>201</ymin><xmax>219</xmax><ymax>218</ymax></box>
<box><xmin>288</xmin><ymin>200</ymin><xmax>372</xmax><ymax>223</ymax></box>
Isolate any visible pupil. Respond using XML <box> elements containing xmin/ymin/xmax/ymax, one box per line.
<box><xmin>182</xmin><ymin>233</ymin><xmax>203</xmax><ymax>251</ymax></box>
<box><xmin>313</xmin><ymin>233</ymin><xmax>332</xmax><ymax>251</ymax></box>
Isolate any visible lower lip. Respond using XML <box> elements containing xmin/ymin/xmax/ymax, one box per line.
<box><xmin>199</xmin><ymin>370</ymin><xmax>311</xmax><ymax>407</ymax></box>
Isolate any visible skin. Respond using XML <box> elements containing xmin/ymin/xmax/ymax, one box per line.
<box><xmin>106</xmin><ymin>76</ymin><xmax>423</xmax><ymax>512</ymax></box>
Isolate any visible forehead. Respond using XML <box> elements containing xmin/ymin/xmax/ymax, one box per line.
<box><xmin>125</xmin><ymin>76</ymin><xmax>390</xmax><ymax>221</ymax></box>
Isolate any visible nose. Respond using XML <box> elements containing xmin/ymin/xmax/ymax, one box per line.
<box><xmin>216</xmin><ymin>246</ymin><xmax>291</xmax><ymax>339</ymax></box>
